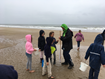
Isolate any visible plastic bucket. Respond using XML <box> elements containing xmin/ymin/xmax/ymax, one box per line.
<box><xmin>79</xmin><ymin>62</ymin><xmax>88</xmax><ymax>72</ymax></box>
<box><xmin>34</xmin><ymin>48</ymin><xmax>39</xmax><ymax>55</ymax></box>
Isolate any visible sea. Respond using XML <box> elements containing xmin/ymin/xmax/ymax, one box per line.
<box><xmin>0</xmin><ymin>24</ymin><xmax>105</xmax><ymax>32</ymax></box>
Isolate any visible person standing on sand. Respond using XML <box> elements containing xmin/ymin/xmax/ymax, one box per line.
<box><xmin>42</xmin><ymin>37</ymin><xmax>54</xmax><ymax>79</ymax></box>
<box><xmin>49</xmin><ymin>31</ymin><xmax>59</xmax><ymax>65</ymax></box>
<box><xmin>85</xmin><ymin>34</ymin><xmax>105</xmax><ymax>79</ymax></box>
<box><xmin>25</xmin><ymin>34</ymin><xmax>36</xmax><ymax>73</ymax></box>
<box><xmin>74</xmin><ymin>30</ymin><xmax>84</xmax><ymax>51</ymax></box>
<box><xmin>59</xmin><ymin>24</ymin><xmax>74</xmax><ymax>69</ymax></box>
<box><xmin>38</xmin><ymin>30</ymin><xmax>45</xmax><ymax>63</ymax></box>
<box><xmin>0</xmin><ymin>64</ymin><xmax>18</xmax><ymax>79</ymax></box>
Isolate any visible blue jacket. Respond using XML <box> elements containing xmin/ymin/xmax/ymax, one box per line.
<box><xmin>85</xmin><ymin>34</ymin><xmax>105</xmax><ymax>69</ymax></box>
<box><xmin>101</xmin><ymin>30</ymin><xmax>105</xmax><ymax>45</ymax></box>
<box><xmin>51</xmin><ymin>37</ymin><xmax>58</xmax><ymax>50</ymax></box>
<box><xmin>0</xmin><ymin>64</ymin><xmax>18</xmax><ymax>79</ymax></box>
<box><xmin>44</xmin><ymin>37</ymin><xmax>53</xmax><ymax>62</ymax></box>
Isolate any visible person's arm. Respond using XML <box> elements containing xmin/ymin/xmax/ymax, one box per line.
<box><xmin>60</xmin><ymin>30</ymin><xmax>72</xmax><ymax>41</ymax></box>
<box><xmin>100</xmin><ymin>46</ymin><xmax>105</xmax><ymax>66</ymax></box>
<box><xmin>46</xmin><ymin>56</ymin><xmax>49</xmax><ymax>62</ymax></box>
<box><xmin>38</xmin><ymin>38</ymin><xmax>43</xmax><ymax>51</ymax></box>
<box><xmin>85</xmin><ymin>44</ymin><xmax>92</xmax><ymax>60</ymax></box>
<box><xmin>54</xmin><ymin>38</ymin><xmax>58</xmax><ymax>44</ymax></box>
<box><xmin>27</xmin><ymin>43</ymin><xmax>34</xmax><ymax>52</ymax></box>
<box><xmin>82</xmin><ymin>34</ymin><xmax>84</xmax><ymax>41</ymax></box>
<box><xmin>74</xmin><ymin>34</ymin><xmax>77</xmax><ymax>38</ymax></box>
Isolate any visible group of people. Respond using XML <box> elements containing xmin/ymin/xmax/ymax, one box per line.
<box><xmin>0</xmin><ymin>24</ymin><xmax>105</xmax><ymax>79</ymax></box>
<box><xmin>25</xmin><ymin>24</ymin><xmax>105</xmax><ymax>79</ymax></box>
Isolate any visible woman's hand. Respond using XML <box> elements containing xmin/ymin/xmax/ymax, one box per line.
<box><xmin>59</xmin><ymin>36</ymin><xmax>61</xmax><ymax>39</ymax></box>
<box><xmin>47</xmin><ymin>62</ymin><xmax>49</xmax><ymax>65</ymax></box>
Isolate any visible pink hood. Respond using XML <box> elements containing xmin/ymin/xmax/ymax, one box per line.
<box><xmin>74</xmin><ymin>33</ymin><xmax>84</xmax><ymax>42</ymax></box>
<box><xmin>25</xmin><ymin>34</ymin><xmax>34</xmax><ymax>54</ymax></box>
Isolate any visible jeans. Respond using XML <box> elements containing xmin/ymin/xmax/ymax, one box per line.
<box><xmin>50</xmin><ymin>51</ymin><xmax>56</xmax><ymax>64</ymax></box>
<box><xmin>63</xmin><ymin>50</ymin><xmax>74</xmax><ymax>66</ymax></box>
<box><xmin>26</xmin><ymin>52</ymin><xmax>32</xmax><ymax>70</ymax></box>
<box><xmin>77</xmin><ymin>41</ymin><xmax>80</xmax><ymax>47</ymax></box>
<box><xmin>89</xmin><ymin>67</ymin><xmax>100</xmax><ymax>79</ymax></box>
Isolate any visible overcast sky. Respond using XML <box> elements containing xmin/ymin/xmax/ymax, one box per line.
<box><xmin>0</xmin><ymin>0</ymin><xmax>105</xmax><ymax>25</ymax></box>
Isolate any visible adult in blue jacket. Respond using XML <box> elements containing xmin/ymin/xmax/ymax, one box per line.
<box><xmin>0</xmin><ymin>64</ymin><xmax>18</xmax><ymax>79</ymax></box>
<box><xmin>85</xmin><ymin>34</ymin><xmax>105</xmax><ymax>79</ymax></box>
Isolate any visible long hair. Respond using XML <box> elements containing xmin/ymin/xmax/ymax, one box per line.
<box><xmin>49</xmin><ymin>31</ymin><xmax>54</xmax><ymax>37</ymax></box>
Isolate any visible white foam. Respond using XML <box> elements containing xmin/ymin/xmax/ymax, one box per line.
<box><xmin>0</xmin><ymin>25</ymin><xmax>104</xmax><ymax>32</ymax></box>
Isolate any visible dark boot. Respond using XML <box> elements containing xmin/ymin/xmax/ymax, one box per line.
<box><xmin>70</xmin><ymin>60</ymin><xmax>74</xmax><ymax>67</ymax></box>
<box><xmin>68</xmin><ymin>65</ymin><xmax>73</xmax><ymax>69</ymax></box>
<box><xmin>62</xmin><ymin>62</ymin><xmax>68</xmax><ymax>65</ymax></box>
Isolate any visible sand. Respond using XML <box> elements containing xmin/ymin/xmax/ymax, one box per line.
<box><xmin>0</xmin><ymin>27</ymin><xmax>105</xmax><ymax>79</ymax></box>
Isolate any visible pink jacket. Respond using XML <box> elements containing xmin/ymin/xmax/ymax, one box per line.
<box><xmin>74</xmin><ymin>33</ymin><xmax>84</xmax><ymax>42</ymax></box>
<box><xmin>25</xmin><ymin>34</ymin><xmax>34</xmax><ymax>54</ymax></box>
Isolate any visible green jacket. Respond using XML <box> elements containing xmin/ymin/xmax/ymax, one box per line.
<box><xmin>61</xmin><ymin>24</ymin><xmax>68</xmax><ymax>37</ymax></box>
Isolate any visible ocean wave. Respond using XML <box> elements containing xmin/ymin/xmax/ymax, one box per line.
<box><xmin>0</xmin><ymin>25</ymin><xmax>105</xmax><ymax>32</ymax></box>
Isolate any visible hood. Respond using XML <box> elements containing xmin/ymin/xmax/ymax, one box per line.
<box><xmin>94</xmin><ymin>34</ymin><xmax>103</xmax><ymax>44</ymax></box>
<box><xmin>46</xmin><ymin>37</ymin><xmax>53</xmax><ymax>46</ymax></box>
<box><xmin>25</xmin><ymin>34</ymin><xmax>32</xmax><ymax>42</ymax></box>
<box><xmin>40</xmin><ymin>30</ymin><xmax>44</xmax><ymax>36</ymax></box>
<box><xmin>61</xmin><ymin>24</ymin><xmax>68</xmax><ymax>31</ymax></box>
<box><xmin>102</xmin><ymin>30</ymin><xmax>105</xmax><ymax>34</ymax></box>
<box><xmin>101</xmin><ymin>30</ymin><xmax>105</xmax><ymax>37</ymax></box>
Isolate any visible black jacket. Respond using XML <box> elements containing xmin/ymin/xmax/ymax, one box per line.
<box><xmin>51</xmin><ymin>37</ymin><xmax>58</xmax><ymax>50</ymax></box>
<box><xmin>38</xmin><ymin>30</ymin><xmax>45</xmax><ymax>51</ymax></box>
<box><xmin>60</xmin><ymin>29</ymin><xmax>73</xmax><ymax>51</ymax></box>
<box><xmin>44</xmin><ymin>37</ymin><xmax>53</xmax><ymax>62</ymax></box>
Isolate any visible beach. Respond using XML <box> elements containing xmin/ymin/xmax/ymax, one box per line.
<box><xmin>0</xmin><ymin>27</ymin><xmax>105</xmax><ymax>79</ymax></box>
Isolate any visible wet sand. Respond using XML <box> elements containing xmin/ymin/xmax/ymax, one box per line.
<box><xmin>0</xmin><ymin>27</ymin><xmax>105</xmax><ymax>79</ymax></box>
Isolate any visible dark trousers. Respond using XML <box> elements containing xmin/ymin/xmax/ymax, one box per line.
<box><xmin>63</xmin><ymin>50</ymin><xmax>73</xmax><ymax>66</ymax></box>
<box><xmin>89</xmin><ymin>67</ymin><xmax>100</xmax><ymax>79</ymax></box>
<box><xmin>77</xmin><ymin>41</ymin><xmax>80</xmax><ymax>47</ymax></box>
<box><xmin>50</xmin><ymin>51</ymin><xmax>56</xmax><ymax>64</ymax></box>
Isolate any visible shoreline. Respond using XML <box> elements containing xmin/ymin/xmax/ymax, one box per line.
<box><xmin>0</xmin><ymin>26</ymin><xmax>104</xmax><ymax>33</ymax></box>
<box><xmin>0</xmin><ymin>27</ymin><xmax>101</xmax><ymax>47</ymax></box>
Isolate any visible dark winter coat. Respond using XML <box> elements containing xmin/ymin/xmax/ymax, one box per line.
<box><xmin>51</xmin><ymin>37</ymin><xmax>58</xmax><ymax>50</ymax></box>
<box><xmin>85</xmin><ymin>34</ymin><xmax>105</xmax><ymax>69</ymax></box>
<box><xmin>0</xmin><ymin>64</ymin><xmax>18</xmax><ymax>79</ymax></box>
<box><xmin>60</xmin><ymin>29</ymin><xmax>73</xmax><ymax>51</ymax></box>
<box><xmin>38</xmin><ymin>30</ymin><xmax>45</xmax><ymax>51</ymax></box>
<box><xmin>101</xmin><ymin>30</ymin><xmax>105</xmax><ymax>45</ymax></box>
<box><xmin>44</xmin><ymin>37</ymin><xmax>53</xmax><ymax>62</ymax></box>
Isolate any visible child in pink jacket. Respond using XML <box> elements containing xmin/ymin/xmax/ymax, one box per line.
<box><xmin>25</xmin><ymin>34</ymin><xmax>36</xmax><ymax>73</ymax></box>
<box><xmin>74</xmin><ymin>30</ymin><xmax>84</xmax><ymax>51</ymax></box>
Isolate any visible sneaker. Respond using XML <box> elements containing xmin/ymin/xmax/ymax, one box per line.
<box><xmin>61</xmin><ymin>62</ymin><xmax>68</xmax><ymax>65</ymax></box>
